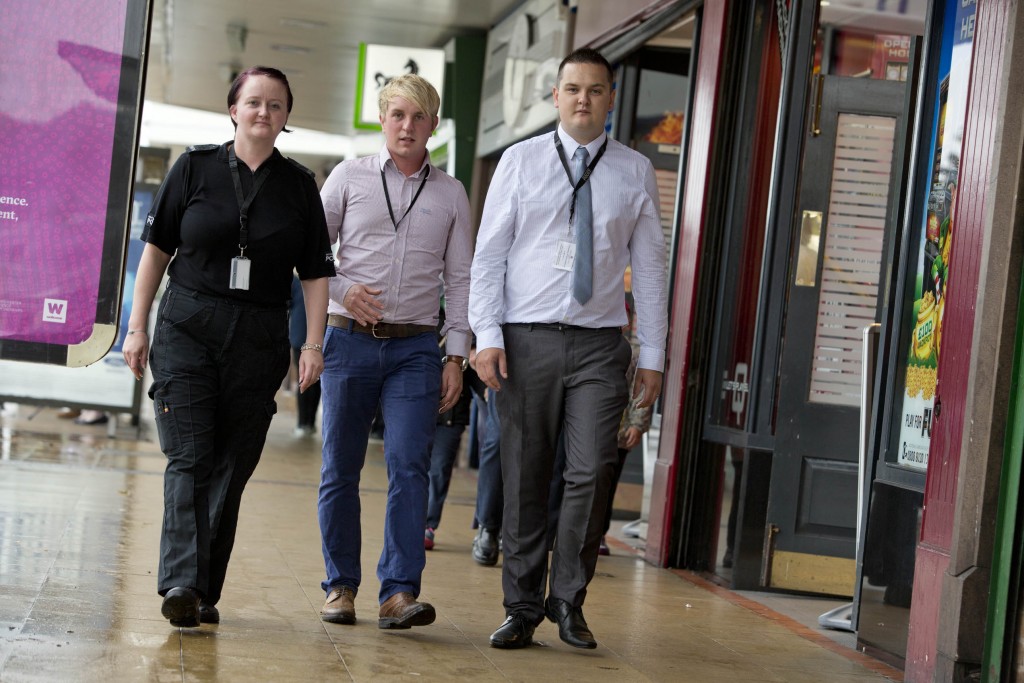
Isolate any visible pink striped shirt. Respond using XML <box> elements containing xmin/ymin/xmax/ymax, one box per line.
<box><xmin>321</xmin><ymin>147</ymin><xmax>473</xmax><ymax>356</ymax></box>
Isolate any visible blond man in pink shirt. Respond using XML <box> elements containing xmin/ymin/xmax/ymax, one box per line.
<box><xmin>316</xmin><ymin>74</ymin><xmax>473</xmax><ymax>630</ymax></box>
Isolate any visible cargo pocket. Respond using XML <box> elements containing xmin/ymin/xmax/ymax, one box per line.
<box><xmin>150</xmin><ymin>382</ymin><xmax>182</xmax><ymax>455</ymax></box>
<box><xmin>250</xmin><ymin>398</ymin><xmax>278</xmax><ymax>439</ymax></box>
<box><xmin>158</xmin><ymin>289</ymin><xmax>212</xmax><ymax>338</ymax></box>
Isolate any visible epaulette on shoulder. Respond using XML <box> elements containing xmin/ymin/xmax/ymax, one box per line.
<box><xmin>286</xmin><ymin>156</ymin><xmax>316</xmax><ymax>179</ymax></box>
<box><xmin>186</xmin><ymin>144</ymin><xmax>219</xmax><ymax>154</ymax></box>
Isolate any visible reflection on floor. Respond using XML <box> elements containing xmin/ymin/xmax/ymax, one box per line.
<box><xmin>0</xmin><ymin>400</ymin><xmax>903</xmax><ymax>682</ymax></box>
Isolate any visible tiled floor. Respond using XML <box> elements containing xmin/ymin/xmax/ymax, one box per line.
<box><xmin>0</xmin><ymin>401</ymin><xmax>902</xmax><ymax>682</ymax></box>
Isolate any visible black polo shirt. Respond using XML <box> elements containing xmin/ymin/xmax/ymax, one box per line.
<box><xmin>143</xmin><ymin>142</ymin><xmax>335</xmax><ymax>305</ymax></box>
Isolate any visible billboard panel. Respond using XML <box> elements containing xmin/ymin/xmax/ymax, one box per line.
<box><xmin>0</xmin><ymin>0</ymin><xmax>151</xmax><ymax>366</ymax></box>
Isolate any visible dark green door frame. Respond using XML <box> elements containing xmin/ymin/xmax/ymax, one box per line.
<box><xmin>983</xmin><ymin>272</ymin><xmax>1024</xmax><ymax>681</ymax></box>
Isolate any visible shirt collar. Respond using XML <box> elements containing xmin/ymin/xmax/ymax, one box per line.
<box><xmin>217</xmin><ymin>141</ymin><xmax>282</xmax><ymax>166</ymax></box>
<box><xmin>378</xmin><ymin>146</ymin><xmax>431</xmax><ymax>178</ymax></box>
<box><xmin>556</xmin><ymin>124</ymin><xmax>607</xmax><ymax>160</ymax></box>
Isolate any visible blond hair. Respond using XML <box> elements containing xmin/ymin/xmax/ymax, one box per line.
<box><xmin>378</xmin><ymin>74</ymin><xmax>440</xmax><ymax>120</ymax></box>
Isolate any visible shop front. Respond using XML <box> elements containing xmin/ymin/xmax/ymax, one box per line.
<box><xmin>648</xmin><ymin>0</ymin><xmax>930</xmax><ymax>602</ymax></box>
<box><xmin>644</xmin><ymin>0</ymin><xmax>1024</xmax><ymax>678</ymax></box>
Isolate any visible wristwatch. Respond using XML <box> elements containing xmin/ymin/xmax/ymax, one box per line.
<box><xmin>441</xmin><ymin>355</ymin><xmax>468</xmax><ymax>371</ymax></box>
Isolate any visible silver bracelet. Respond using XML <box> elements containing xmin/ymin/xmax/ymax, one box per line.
<box><xmin>300</xmin><ymin>343</ymin><xmax>323</xmax><ymax>353</ymax></box>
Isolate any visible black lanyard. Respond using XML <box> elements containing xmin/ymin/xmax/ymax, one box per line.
<box><xmin>381</xmin><ymin>164</ymin><xmax>430</xmax><ymax>230</ymax></box>
<box><xmin>228</xmin><ymin>144</ymin><xmax>273</xmax><ymax>255</ymax></box>
<box><xmin>553</xmin><ymin>132</ymin><xmax>608</xmax><ymax>225</ymax></box>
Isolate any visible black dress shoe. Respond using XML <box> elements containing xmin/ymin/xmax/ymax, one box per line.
<box><xmin>489</xmin><ymin>614</ymin><xmax>535</xmax><ymax>649</ymax></box>
<box><xmin>199</xmin><ymin>603</ymin><xmax>220</xmax><ymax>624</ymax></box>
<box><xmin>472</xmin><ymin>528</ymin><xmax>499</xmax><ymax>566</ymax></box>
<box><xmin>161</xmin><ymin>587</ymin><xmax>200</xmax><ymax>627</ymax></box>
<box><xmin>545</xmin><ymin>597</ymin><xmax>596</xmax><ymax>649</ymax></box>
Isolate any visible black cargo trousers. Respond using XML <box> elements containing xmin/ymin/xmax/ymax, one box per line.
<box><xmin>149</xmin><ymin>283</ymin><xmax>290</xmax><ymax>605</ymax></box>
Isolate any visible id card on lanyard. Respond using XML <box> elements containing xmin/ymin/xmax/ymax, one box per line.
<box><xmin>228</xmin><ymin>145</ymin><xmax>273</xmax><ymax>290</ymax></box>
<box><xmin>552</xmin><ymin>132</ymin><xmax>607</xmax><ymax>271</ymax></box>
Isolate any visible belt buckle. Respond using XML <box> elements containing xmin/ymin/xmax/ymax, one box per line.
<box><xmin>371</xmin><ymin>322</ymin><xmax>390</xmax><ymax>339</ymax></box>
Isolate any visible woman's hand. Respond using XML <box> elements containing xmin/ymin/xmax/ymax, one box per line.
<box><xmin>122</xmin><ymin>331</ymin><xmax>150</xmax><ymax>380</ymax></box>
<box><xmin>121</xmin><ymin>243</ymin><xmax>172</xmax><ymax>381</ymax></box>
<box><xmin>298</xmin><ymin>347</ymin><xmax>324</xmax><ymax>393</ymax></box>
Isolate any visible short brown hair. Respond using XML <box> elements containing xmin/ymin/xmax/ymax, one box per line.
<box><xmin>556</xmin><ymin>48</ymin><xmax>614</xmax><ymax>85</ymax></box>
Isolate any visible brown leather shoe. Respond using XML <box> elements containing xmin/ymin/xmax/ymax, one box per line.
<box><xmin>321</xmin><ymin>586</ymin><xmax>356</xmax><ymax>624</ymax></box>
<box><xmin>378</xmin><ymin>592</ymin><xmax>435</xmax><ymax>629</ymax></box>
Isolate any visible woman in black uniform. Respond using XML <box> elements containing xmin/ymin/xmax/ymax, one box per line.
<box><xmin>121</xmin><ymin>66</ymin><xmax>335</xmax><ymax>628</ymax></box>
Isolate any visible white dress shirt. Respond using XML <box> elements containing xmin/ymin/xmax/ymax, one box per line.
<box><xmin>470</xmin><ymin>125</ymin><xmax>668</xmax><ymax>371</ymax></box>
<box><xmin>321</xmin><ymin>147</ymin><xmax>473</xmax><ymax>357</ymax></box>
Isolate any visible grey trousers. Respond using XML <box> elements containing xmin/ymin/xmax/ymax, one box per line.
<box><xmin>496</xmin><ymin>323</ymin><xmax>630</xmax><ymax>624</ymax></box>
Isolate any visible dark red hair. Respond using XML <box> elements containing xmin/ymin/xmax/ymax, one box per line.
<box><xmin>227</xmin><ymin>65</ymin><xmax>293</xmax><ymax>133</ymax></box>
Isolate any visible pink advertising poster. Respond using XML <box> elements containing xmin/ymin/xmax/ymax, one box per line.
<box><xmin>0</xmin><ymin>0</ymin><xmax>147</xmax><ymax>362</ymax></box>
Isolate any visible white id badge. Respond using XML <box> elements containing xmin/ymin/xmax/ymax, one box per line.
<box><xmin>230</xmin><ymin>257</ymin><xmax>251</xmax><ymax>290</ymax></box>
<box><xmin>554</xmin><ymin>240</ymin><xmax>576</xmax><ymax>271</ymax></box>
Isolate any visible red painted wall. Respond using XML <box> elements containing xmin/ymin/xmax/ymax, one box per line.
<box><xmin>646</xmin><ymin>0</ymin><xmax>730</xmax><ymax>565</ymax></box>
<box><xmin>905</xmin><ymin>1</ymin><xmax>1009</xmax><ymax>679</ymax></box>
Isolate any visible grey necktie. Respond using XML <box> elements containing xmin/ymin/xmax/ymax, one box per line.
<box><xmin>572</xmin><ymin>146</ymin><xmax>593</xmax><ymax>304</ymax></box>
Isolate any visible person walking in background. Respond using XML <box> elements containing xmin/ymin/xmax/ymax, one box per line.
<box><xmin>600</xmin><ymin>310</ymin><xmax>652</xmax><ymax>556</ymax></box>
<box><xmin>547</xmin><ymin>304</ymin><xmax>652</xmax><ymax>556</ymax></box>
<box><xmin>470</xmin><ymin>48</ymin><xmax>668</xmax><ymax>650</ymax></box>
<box><xmin>290</xmin><ymin>273</ymin><xmax>322</xmax><ymax>438</ymax></box>
<box><xmin>316</xmin><ymin>74</ymin><xmax>472</xmax><ymax>630</ymax></box>
<box><xmin>425</xmin><ymin>330</ymin><xmax>485</xmax><ymax>551</ymax></box>
<box><xmin>470</xmin><ymin>384</ymin><xmax>503</xmax><ymax>567</ymax></box>
<box><xmin>121</xmin><ymin>66</ymin><xmax>333</xmax><ymax>628</ymax></box>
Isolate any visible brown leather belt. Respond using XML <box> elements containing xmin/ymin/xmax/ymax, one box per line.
<box><xmin>327</xmin><ymin>314</ymin><xmax>434</xmax><ymax>339</ymax></box>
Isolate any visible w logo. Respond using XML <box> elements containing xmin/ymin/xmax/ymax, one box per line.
<box><xmin>43</xmin><ymin>298</ymin><xmax>68</xmax><ymax>323</ymax></box>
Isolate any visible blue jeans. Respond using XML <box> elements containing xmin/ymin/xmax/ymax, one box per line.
<box><xmin>318</xmin><ymin>325</ymin><xmax>441</xmax><ymax>602</ymax></box>
<box><xmin>426</xmin><ymin>423</ymin><xmax>465</xmax><ymax>529</ymax></box>
<box><xmin>474</xmin><ymin>389</ymin><xmax>503</xmax><ymax>532</ymax></box>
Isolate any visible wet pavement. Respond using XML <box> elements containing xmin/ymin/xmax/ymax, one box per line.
<box><xmin>0</xmin><ymin>401</ymin><xmax>903</xmax><ymax>681</ymax></box>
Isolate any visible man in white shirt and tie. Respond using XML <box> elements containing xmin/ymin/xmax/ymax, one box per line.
<box><xmin>469</xmin><ymin>48</ymin><xmax>668</xmax><ymax>650</ymax></box>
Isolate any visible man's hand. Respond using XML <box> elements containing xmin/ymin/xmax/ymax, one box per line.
<box><xmin>343</xmin><ymin>284</ymin><xmax>384</xmax><ymax>326</ymax></box>
<box><xmin>632</xmin><ymin>369</ymin><xmax>663</xmax><ymax>409</ymax></box>
<box><xmin>439</xmin><ymin>362</ymin><xmax>463</xmax><ymax>413</ymax></box>
<box><xmin>475</xmin><ymin>347</ymin><xmax>507</xmax><ymax>391</ymax></box>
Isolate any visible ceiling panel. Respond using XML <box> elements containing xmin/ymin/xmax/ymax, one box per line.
<box><xmin>145</xmin><ymin>0</ymin><xmax>520</xmax><ymax>137</ymax></box>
